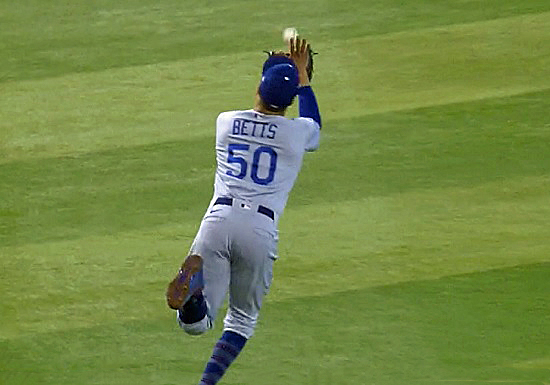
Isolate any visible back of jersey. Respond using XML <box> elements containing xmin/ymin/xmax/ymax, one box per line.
<box><xmin>213</xmin><ymin>109</ymin><xmax>320</xmax><ymax>217</ymax></box>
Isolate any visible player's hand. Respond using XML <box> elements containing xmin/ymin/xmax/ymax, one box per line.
<box><xmin>289</xmin><ymin>37</ymin><xmax>310</xmax><ymax>86</ymax></box>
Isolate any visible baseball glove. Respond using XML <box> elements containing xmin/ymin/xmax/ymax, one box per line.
<box><xmin>263</xmin><ymin>45</ymin><xmax>317</xmax><ymax>80</ymax></box>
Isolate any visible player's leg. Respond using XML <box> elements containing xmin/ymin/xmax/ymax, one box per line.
<box><xmin>184</xmin><ymin>245</ymin><xmax>231</xmax><ymax>334</ymax></box>
<box><xmin>175</xmin><ymin>268</ymin><xmax>212</xmax><ymax>336</ymax></box>
<box><xmin>166</xmin><ymin>253</ymin><xmax>211</xmax><ymax>335</ymax></box>
<box><xmin>224</xmin><ymin>213</ymin><xmax>277</xmax><ymax>339</ymax></box>
<box><xmin>198</xmin><ymin>329</ymin><xmax>247</xmax><ymax>385</ymax></box>
<box><xmin>223</xmin><ymin>232</ymin><xmax>275</xmax><ymax>339</ymax></box>
<box><xmin>198</xmin><ymin>216</ymin><xmax>276</xmax><ymax>385</ymax></box>
<box><xmin>167</xmin><ymin>213</ymin><xmax>232</xmax><ymax>336</ymax></box>
<box><xmin>166</xmin><ymin>254</ymin><xmax>204</xmax><ymax>310</ymax></box>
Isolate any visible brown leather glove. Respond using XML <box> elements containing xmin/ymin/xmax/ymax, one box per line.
<box><xmin>263</xmin><ymin>44</ymin><xmax>316</xmax><ymax>81</ymax></box>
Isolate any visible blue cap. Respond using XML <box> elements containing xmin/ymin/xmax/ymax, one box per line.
<box><xmin>259</xmin><ymin>63</ymin><xmax>299</xmax><ymax>109</ymax></box>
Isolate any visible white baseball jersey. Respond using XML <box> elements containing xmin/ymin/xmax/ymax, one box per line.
<box><xmin>212</xmin><ymin>109</ymin><xmax>320</xmax><ymax>217</ymax></box>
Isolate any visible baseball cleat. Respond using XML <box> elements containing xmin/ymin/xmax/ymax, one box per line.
<box><xmin>166</xmin><ymin>254</ymin><xmax>203</xmax><ymax>310</ymax></box>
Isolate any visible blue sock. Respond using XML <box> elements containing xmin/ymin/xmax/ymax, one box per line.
<box><xmin>178</xmin><ymin>291</ymin><xmax>207</xmax><ymax>324</ymax></box>
<box><xmin>198</xmin><ymin>331</ymin><xmax>247</xmax><ymax>385</ymax></box>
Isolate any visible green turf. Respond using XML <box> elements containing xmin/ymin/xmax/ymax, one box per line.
<box><xmin>1</xmin><ymin>265</ymin><xmax>548</xmax><ymax>384</ymax></box>
<box><xmin>1</xmin><ymin>1</ymin><xmax>549</xmax><ymax>384</ymax></box>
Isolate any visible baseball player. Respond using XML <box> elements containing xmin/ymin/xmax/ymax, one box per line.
<box><xmin>166</xmin><ymin>37</ymin><xmax>321</xmax><ymax>385</ymax></box>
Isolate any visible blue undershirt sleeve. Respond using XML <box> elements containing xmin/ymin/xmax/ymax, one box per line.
<box><xmin>297</xmin><ymin>86</ymin><xmax>321</xmax><ymax>128</ymax></box>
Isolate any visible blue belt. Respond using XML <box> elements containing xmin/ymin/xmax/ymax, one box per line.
<box><xmin>214</xmin><ymin>197</ymin><xmax>274</xmax><ymax>220</ymax></box>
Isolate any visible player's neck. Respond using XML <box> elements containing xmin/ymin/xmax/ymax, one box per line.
<box><xmin>253</xmin><ymin>105</ymin><xmax>286</xmax><ymax>116</ymax></box>
<box><xmin>253</xmin><ymin>93</ymin><xmax>286</xmax><ymax>116</ymax></box>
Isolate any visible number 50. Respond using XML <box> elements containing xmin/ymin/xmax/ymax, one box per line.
<box><xmin>226</xmin><ymin>143</ymin><xmax>277</xmax><ymax>185</ymax></box>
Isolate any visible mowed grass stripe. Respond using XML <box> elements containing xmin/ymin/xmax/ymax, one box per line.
<box><xmin>1</xmin><ymin>264</ymin><xmax>548</xmax><ymax>384</ymax></box>
<box><xmin>0</xmin><ymin>56</ymin><xmax>261</xmax><ymax>163</ymax></box>
<box><xmin>2</xmin><ymin>3</ymin><xmax>549</xmax><ymax>385</ymax></box>
<box><xmin>2</xmin><ymin>12</ymin><xmax>549</xmax><ymax>161</ymax></box>
<box><xmin>2</xmin><ymin>0</ymin><xmax>549</xmax><ymax>83</ymax></box>
<box><xmin>2</xmin><ymin>88</ymin><xmax>549</xmax><ymax>247</ymax></box>
<box><xmin>322</xmin><ymin>11</ymin><xmax>550</xmax><ymax>118</ymax></box>
<box><xmin>2</xmin><ymin>173</ymin><xmax>548</xmax><ymax>337</ymax></box>
<box><xmin>278</xmin><ymin>175</ymin><xmax>550</xmax><ymax>299</ymax></box>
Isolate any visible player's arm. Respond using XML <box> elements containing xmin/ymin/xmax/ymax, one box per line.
<box><xmin>297</xmin><ymin>86</ymin><xmax>321</xmax><ymax>128</ymax></box>
<box><xmin>290</xmin><ymin>38</ymin><xmax>322</xmax><ymax>128</ymax></box>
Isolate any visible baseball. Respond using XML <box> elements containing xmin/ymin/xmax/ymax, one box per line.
<box><xmin>283</xmin><ymin>27</ymin><xmax>298</xmax><ymax>43</ymax></box>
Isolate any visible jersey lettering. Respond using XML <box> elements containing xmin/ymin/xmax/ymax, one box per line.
<box><xmin>266</xmin><ymin>124</ymin><xmax>276</xmax><ymax>139</ymax></box>
<box><xmin>231</xmin><ymin>119</ymin><xmax>277</xmax><ymax>139</ymax></box>
<box><xmin>251</xmin><ymin>146</ymin><xmax>277</xmax><ymax>185</ymax></box>
<box><xmin>226</xmin><ymin>143</ymin><xmax>248</xmax><ymax>179</ymax></box>
<box><xmin>226</xmin><ymin>143</ymin><xmax>277</xmax><ymax>185</ymax></box>
<box><xmin>215</xmin><ymin>110</ymin><xmax>320</xmax><ymax>215</ymax></box>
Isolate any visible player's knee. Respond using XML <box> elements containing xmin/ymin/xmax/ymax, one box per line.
<box><xmin>177</xmin><ymin>313</ymin><xmax>212</xmax><ymax>336</ymax></box>
<box><xmin>223</xmin><ymin>310</ymin><xmax>257</xmax><ymax>339</ymax></box>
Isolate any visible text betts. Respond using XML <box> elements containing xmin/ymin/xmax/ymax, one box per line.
<box><xmin>232</xmin><ymin>119</ymin><xmax>276</xmax><ymax>139</ymax></box>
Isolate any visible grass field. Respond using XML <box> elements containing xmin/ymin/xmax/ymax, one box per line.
<box><xmin>1</xmin><ymin>1</ymin><xmax>549</xmax><ymax>384</ymax></box>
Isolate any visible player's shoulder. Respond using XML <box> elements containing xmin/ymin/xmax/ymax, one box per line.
<box><xmin>219</xmin><ymin>109</ymin><xmax>255</xmax><ymax>116</ymax></box>
<box><xmin>291</xmin><ymin>116</ymin><xmax>320</xmax><ymax>130</ymax></box>
<box><xmin>217</xmin><ymin>109</ymin><xmax>255</xmax><ymax>122</ymax></box>
<box><xmin>217</xmin><ymin>110</ymin><xmax>238</xmax><ymax>121</ymax></box>
<box><xmin>289</xmin><ymin>117</ymin><xmax>321</xmax><ymax>152</ymax></box>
